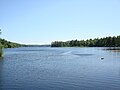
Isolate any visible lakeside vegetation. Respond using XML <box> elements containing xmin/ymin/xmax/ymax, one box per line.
<box><xmin>51</xmin><ymin>35</ymin><xmax>120</xmax><ymax>47</ymax></box>
<box><xmin>0</xmin><ymin>38</ymin><xmax>24</xmax><ymax>48</ymax></box>
<box><xmin>0</xmin><ymin>38</ymin><xmax>25</xmax><ymax>57</ymax></box>
<box><xmin>0</xmin><ymin>44</ymin><xmax>4</xmax><ymax>58</ymax></box>
<box><xmin>0</xmin><ymin>30</ymin><xmax>4</xmax><ymax>57</ymax></box>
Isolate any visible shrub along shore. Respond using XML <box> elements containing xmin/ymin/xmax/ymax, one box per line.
<box><xmin>0</xmin><ymin>38</ymin><xmax>25</xmax><ymax>57</ymax></box>
<box><xmin>0</xmin><ymin>45</ymin><xmax>4</xmax><ymax>58</ymax></box>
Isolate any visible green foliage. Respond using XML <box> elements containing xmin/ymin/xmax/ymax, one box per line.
<box><xmin>0</xmin><ymin>38</ymin><xmax>24</xmax><ymax>48</ymax></box>
<box><xmin>51</xmin><ymin>35</ymin><xmax>120</xmax><ymax>47</ymax></box>
<box><xmin>0</xmin><ymin>46</ymin><xmax>4</xmax><ymax>57</ymax></box>
<box><xmin>0</xmin><ymin>42</ymin><xmax>4</xmax><ymax>57</ymax></box>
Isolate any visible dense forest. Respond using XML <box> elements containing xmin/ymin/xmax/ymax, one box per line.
<box><xmin>0</xmin><ymin>38</ymin><xmax>24</xmax><ymax>48</ymax></box>
<box><xmin>51</xmin><ymin>35</ymin><xmax>120</xmax><ymax>47</ymax></box>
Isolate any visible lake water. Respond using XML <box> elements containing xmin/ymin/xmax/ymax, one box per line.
<box><xmin>0</xmin><ymin>47</ymin><xmax>120</xmax><ymax>90</ymax></box>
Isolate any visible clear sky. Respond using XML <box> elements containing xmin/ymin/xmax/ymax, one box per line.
<box><xmin>0</xmin><ymin>0</ymin><xmax>120</xmax><ymax>44</ymax></box>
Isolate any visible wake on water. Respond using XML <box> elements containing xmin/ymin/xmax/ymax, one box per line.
<box><xmin>62</xmin><ymin>51</ymin><xmax>94</xmax><ymax>57</ymax></box>
<box><xmin>62</xmin><ymin>51</ymin><xmax>72</xmax><ymax>55</ymax></box>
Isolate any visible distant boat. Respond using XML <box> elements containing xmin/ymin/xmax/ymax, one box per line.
<box><xmin>101</xmin><ymin>57</ymin><xmax>104</xmax><ymax>60</ymax></box>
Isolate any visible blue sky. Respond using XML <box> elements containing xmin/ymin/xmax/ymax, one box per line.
<box><xmin>0</xmin><ymin>0</ymin><xmax>120</xmax><ymax>44</ymax></box>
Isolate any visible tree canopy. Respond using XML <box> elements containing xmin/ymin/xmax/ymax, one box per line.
<box><xmin>51</xmin><ymin>35</ymin><xmax>120</xmax><ymax>47</ymax></box>
<box><xmin>0</xmin><ymin>38</ymin><xmax>24</xmax><ymax>48</ymax></box>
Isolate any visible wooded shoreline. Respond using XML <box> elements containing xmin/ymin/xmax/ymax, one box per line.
<box><xmin>51</xmin><ymin>35</ymin><xmax>120</xmax><ymax>47</ymax></box>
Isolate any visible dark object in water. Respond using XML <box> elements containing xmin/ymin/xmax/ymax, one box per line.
<box><xmin>101</xmin><ymin>57</ymin><xmax>104</xmax><ymax>60</ymax></box>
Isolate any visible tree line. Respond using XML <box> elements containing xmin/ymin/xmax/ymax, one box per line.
<box><xmin>51</xmin><ymin>35</ymin><xmax>120</xmax><ymax>47</ymax></box>
<box><xmin>0</xmin><ymin>38</ymin><xmax>24</xmax><ymax>48</ymax></box>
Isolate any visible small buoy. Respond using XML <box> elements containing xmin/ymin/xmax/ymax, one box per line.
<box><xmin>101</xmin><ymin>57</ymin><xmax>104</xmax><ymax>60</ymax></box>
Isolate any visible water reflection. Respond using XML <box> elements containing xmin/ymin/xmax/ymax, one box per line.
<box><xmin>105</xmin><ymin>47</ymin><xmax>120</xmax><ymax>50</ymax></box>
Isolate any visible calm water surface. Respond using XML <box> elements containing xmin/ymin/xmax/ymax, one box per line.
<box><xmin>0</xmin><ymin>47</ymin><xmax>120</xmax><ymax>90</ymax></box>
